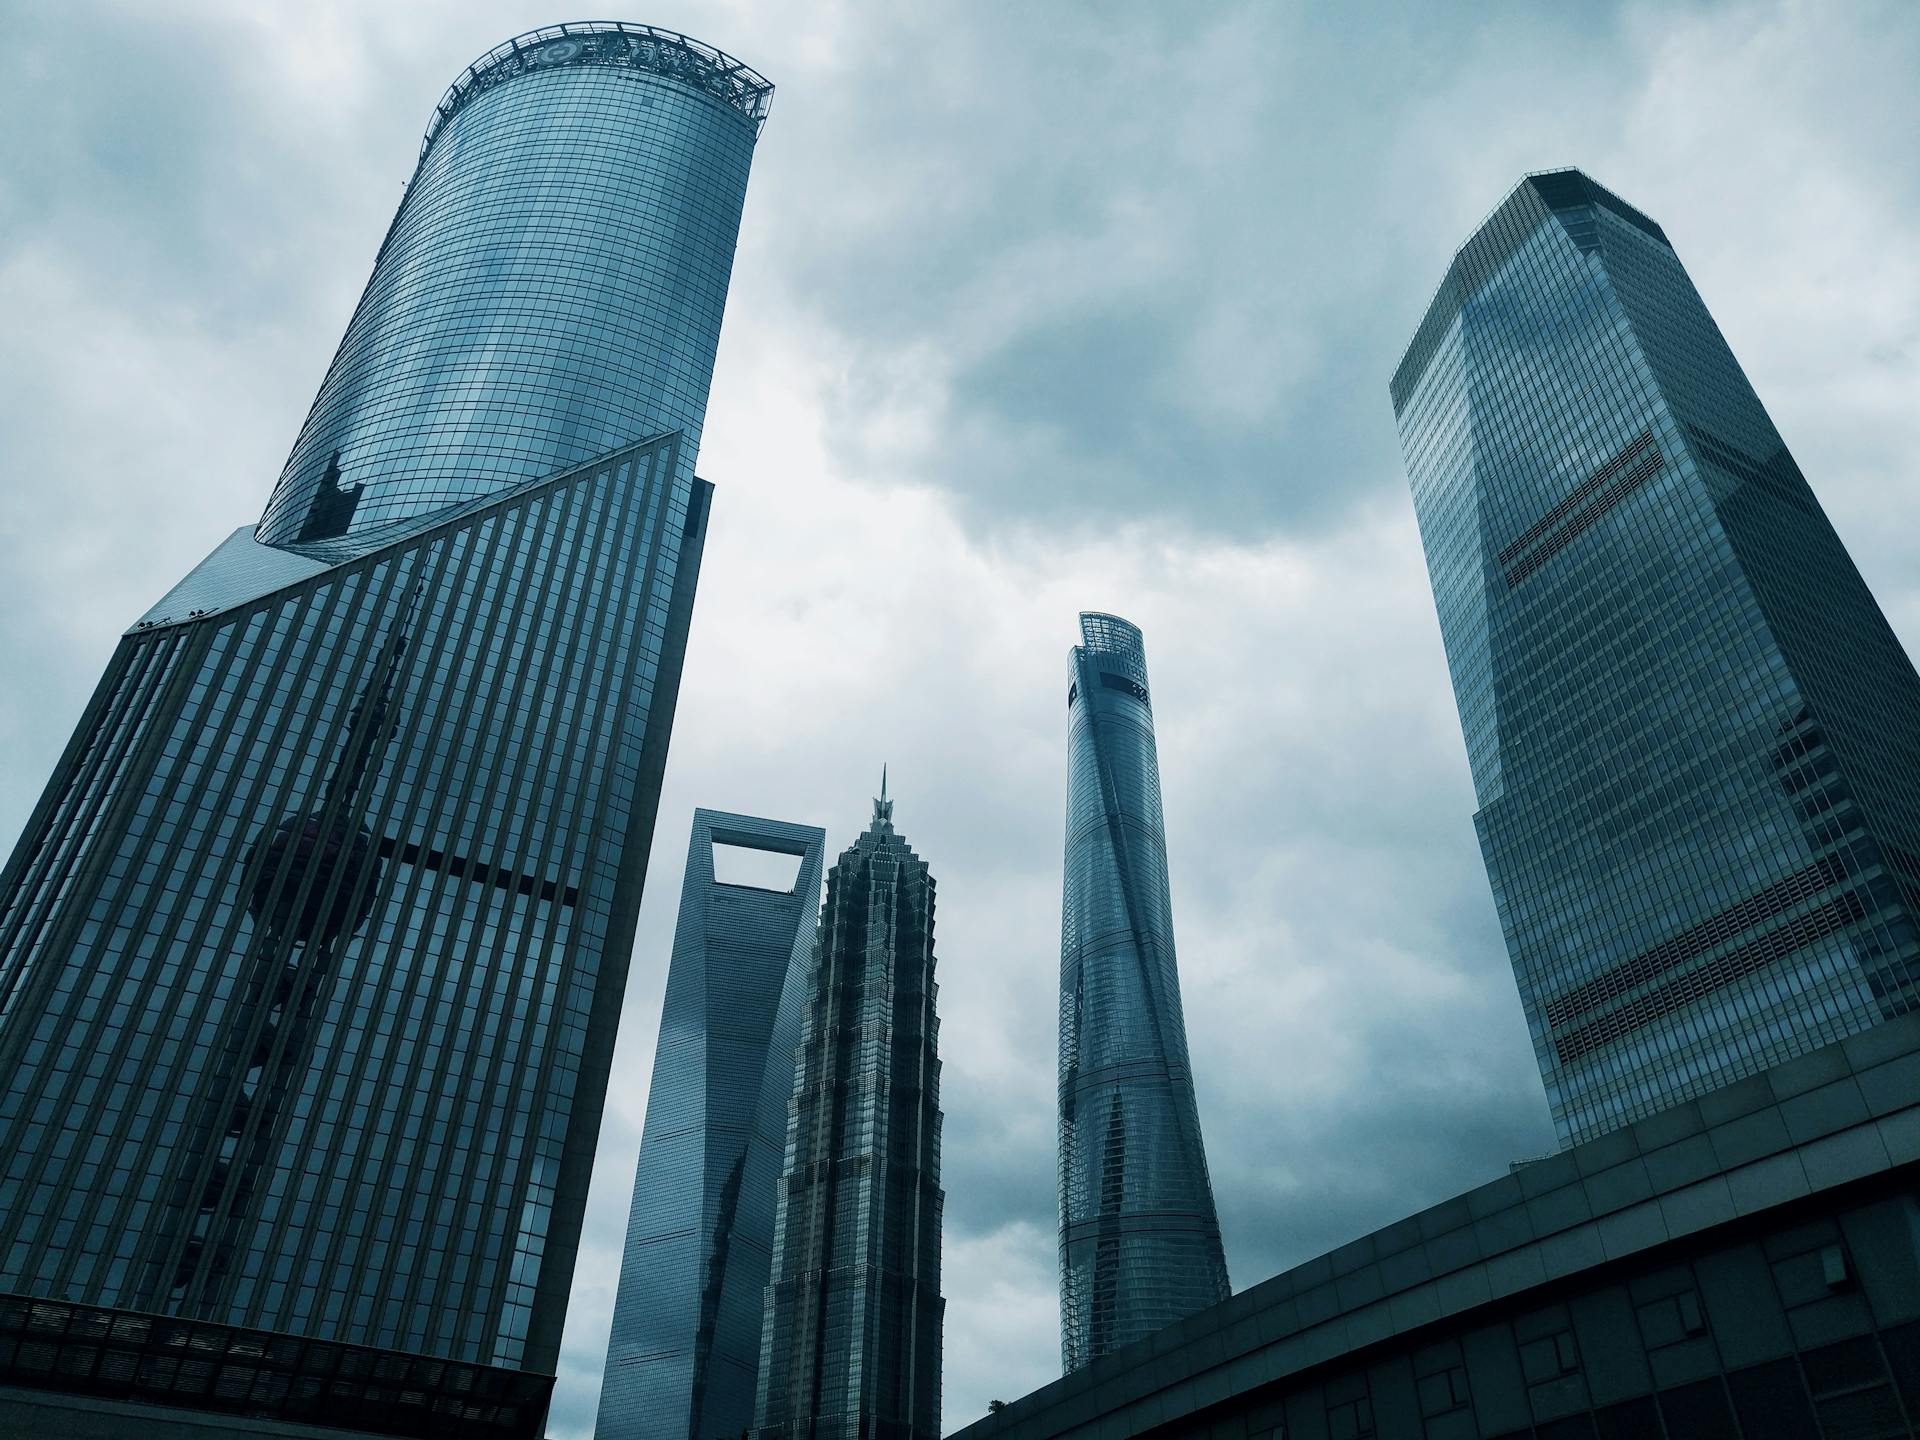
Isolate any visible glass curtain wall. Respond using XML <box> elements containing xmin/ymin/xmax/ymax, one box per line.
<box><xmin>256</xmin><ymin>24</ymin><xmax>771</xmax><ymax>550</ymax></box>
<box><xmin>0</xmin><ymin>437</ymin><xmax>705</xmax><ymax>1389</ymax></box>
<box><xmin>0</xmin><ymin>25</ymin><xmax>775</xmax><ymax>1436</ymax></box>
<box><xmin>598</xmin><ymin>810</ymin><xmax>825</xmax><ymax>1440</ymax></box>
<box><xmin>1057</xmin><ymin>613</ymin><xmax>1230</xmax><ymax>1372</ymax></box>
<box><xmin>1393</xmin><ymin>169</ymin><xmax>1920</xmax><ymax>1146</ymax></box>
<box><xmin>753</xmin><ymin>791</ymin><xmax>944</xmax><ymax>1440</ymax></box>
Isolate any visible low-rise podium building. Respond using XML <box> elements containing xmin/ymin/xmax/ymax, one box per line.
<box><xmin>954</xmin><ymin>1013</ymin><xmax>1920</xmax><ymax>1440</ymax></box>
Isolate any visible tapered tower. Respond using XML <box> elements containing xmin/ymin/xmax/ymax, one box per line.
<box><xmin>1393</xmin><ymin>168</ymin><xmax>1920</xmax><ymax>1146</ymax></box>
<box><xmin>1057</xmin><ymin>613</ymin><xmax>1230</xmax><ymax>1372</ymax></box>
<box><xmin>753</xmin><ymin>780</ymin><xmax>944</xmax><ymax>1440</ymax></box>
<box><xmin>598</xmin><ymin>811</ymin><xmax>826</xmax><ymax>1440</ymax></box>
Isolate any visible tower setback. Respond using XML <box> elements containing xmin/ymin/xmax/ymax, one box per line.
<box><xmin>753</xmin><ymin>781</ymin><xmax>944</xmax><ymax>1440</ymax></box>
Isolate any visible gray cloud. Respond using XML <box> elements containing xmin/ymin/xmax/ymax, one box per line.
<box><xmin>3</xmin><ymin>2</ymin><xmax>1919</xmax><ymax>1436</ymax></box>
<box><xmin>750</xmin><ymin>4</ymin><xmax>1640</xmax><ymax>539</ymax></box>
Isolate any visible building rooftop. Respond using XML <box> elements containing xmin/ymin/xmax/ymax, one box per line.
<box><xmin>1389</xmin><ymin>168</ymin><xmax>1671</xmax><ymax>416</ymax></box>
<box><xmin>953</xmin><ymin>1011</ymin><xmax>1920</xmax><ymax>1440</ymax></box>
<box><xmin>419</xmin><ymin>21</ymin><xmax>774</xmax><ymax>165</ymax></box>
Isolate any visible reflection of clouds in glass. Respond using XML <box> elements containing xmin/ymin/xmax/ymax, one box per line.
<box><xmin>257</xmin><ymin>35</ymin><xmax>760</xmax><ymax>549</ymax></box>
<box><xmin>599</xmin><ymin>810</ymin><xmax>824</xmax><ymax>1440</ymax></box>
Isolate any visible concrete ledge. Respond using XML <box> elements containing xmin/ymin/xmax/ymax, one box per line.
<box><xmin>0</xmin><ymin>1386</ymin><xmax>404</xmax><ymax>1439</ymax></box>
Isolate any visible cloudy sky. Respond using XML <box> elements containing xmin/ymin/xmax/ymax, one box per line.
<box><xmin>3</xmin><ymin>1</ymin><xmax>1918</xmax><ymax>1434</ymax></box>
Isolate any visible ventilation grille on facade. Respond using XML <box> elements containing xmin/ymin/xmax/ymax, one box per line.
<box><xmin>1544</xmin><ymin>856</ymin><xmax>1853</xmax><ymax>1030</ymax></box>
<box><xmin>375</xmin><ymin>836</ymin><xmax>579</xmax><ymax>907</ymax></box>
<box><xmin>1097</xmin><ymin>672</ymin><xmax>1150</xmax><ymax>706</ymax></box>
<box><xmin>1500</xmin><ymin>430</ymin><xmax>1664</xmax><ymax>589</ymax></box>
<box><xmin>1554</xmin><ymin>205</ymin><xmax>1600</xmax><ymax>252</ymax></box>
<box><xmin>1551</xmin><ymin>887</ymin><xmax>1870</xmax><ymax>1066</ymax></box>
<box><xmin>1527</xmin><ymin>169</ymin><xmax>1669</xmax><ymax>246</ymax></box>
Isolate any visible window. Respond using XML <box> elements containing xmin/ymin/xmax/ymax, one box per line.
<box><xmin>1593</xmin><ymin>1397</ymin><xmax>1661</xmax><ymax>1439</ymax></box>
<box><xmin>1657</xmin><ymin>1379</ymin><xmax>1740</xmax><ymax>1440</ymax></box>
<box><xmin>1726</xmin><ymin>1359</ymin><xmax>1819</xmax><ymax>1440</ymax></box>
<box><xmin>1520</xmin><ymin>1328</ymin><xmax>1581</xmax><ymax>1385</ymax></box>
<box><xmin>1800</xmin><ymin>1337</ymin><xmax>1905</xmax><ymax>1439</ymax></box>
<box><xmin>1326</xmin><ymin>1395</ymin><xmax>1374</xmax><ymax>1440</ymax></box>
<box><xmin>1635</xmin><ymin>1289</ymin><xmax>1707</xmax><ymax>1348</ymax></box>
<box><xmin>1417</xmin><ymin>1364</ymin><xmax>1470</xmax><ymax>1417</ymax></box>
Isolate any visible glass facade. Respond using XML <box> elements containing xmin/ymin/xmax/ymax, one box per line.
<box><xmin>1393</xmin><ymin>169</ymin><xmax>1920</xmax><ymax>1147</ymax></box>
<box><xmin>0</xmin><ymin>21</ymin><xmax>770</xmax><ymax>1436</ymax></box>
<box><xmin>753</xmin><ymin>788</ymin><xmax>944</xmax><ymax>1440</ymax></box>
<box><xmin>1058</xmin><ymin>613</ymin><xmax>1230</xmax><ymax>1372</ymax></box>
<box><xmin>598</xmin><ymin>810</ymin><xmax>825</xmax><ymax>1440</ymax></box>
<box><xmin>256</xmin><ymin>23</ymin><xmax>770</xmax><ymax>549</ymax></box>
<box><xmin>0</xmin><ymin>436</ymin><xmax>706</xmax><ymax>1379</ymax></box>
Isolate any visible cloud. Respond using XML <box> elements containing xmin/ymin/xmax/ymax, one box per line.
<box><xmin>755</xmin><ymin>3</ymin><xmax>1640</xmax><ymax>541</ymax></box>
<box><xmin>1</xmin><ymin>2</ymin><xmax>1917</xmax><ymax>1437</ymax></box>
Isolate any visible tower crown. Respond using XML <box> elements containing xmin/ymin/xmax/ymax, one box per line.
<box><xmin>1391</xmin><ymin>167</ymin><xmax>1670</xmax><ymax>416</ymax></box>
<box><xmin>421</xmin><ymin>21</ymin><xmax>773</xmax><ymax>164</ymax></box>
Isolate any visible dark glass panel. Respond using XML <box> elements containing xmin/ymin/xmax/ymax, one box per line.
<box><xmin>1725</xmin><ymin>1360</ymin><xmax>1819</xmax><ymax>1440</ymax></box>
<box><xmin>1656</xmin><ymin>1380</ymin><xmax>1738</xmax><ymax>1440</ymax></box>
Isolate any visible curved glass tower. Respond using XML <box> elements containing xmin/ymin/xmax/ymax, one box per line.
<box><xmin>257</xmin><ymin>23</ymin><xmax>770</xmax><ymax>548</ymax></box>
<box><xmin>0</xmin><ymin>23</ymin><xmax>769</xmax><ymax>1439</ymax></box>
<box><xmin>1393</xmin><ymin>169</ymin><xmax>1920</xmax><ymax>1147</ymax></box>
<box><xmin>1058</xmin><ymin>613</ymin><xmax>1229</xmax><ymax>1372</ymax></box>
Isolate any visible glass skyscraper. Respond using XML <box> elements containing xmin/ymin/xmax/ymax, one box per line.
<box><xmin>1057</xmin><ymin>614</ymin><xmax>1230</xmax><ymax>1372</ymax></box>
<box><xmin>0</xmin><ymin>23</ymin><xmax>769</xmax><ymax>1438</ymax></box>
<box><xmin>598</xmin><ymin>810</ymin><xmax>825</xmax><ymax>1440</ymax></box>
<box><xmin>753</xmin><ymin>784</ymin><xmax>944</xmax><ymax>1440</ymax></box>
<box><xmin>1393</xmin><ymin>168</ymin><xmax>1920</xmax><ymax>1147</ymax></box>
<box><xmin>256</xmin><ymin>24</ymin><xmax>770</xmax><ymax>549</ymax></box>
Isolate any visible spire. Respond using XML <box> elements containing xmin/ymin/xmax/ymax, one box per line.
<box><xmin>873</xmin><ymin>764</ymin><xmax>894</xmax><ymax>827</ymax></box>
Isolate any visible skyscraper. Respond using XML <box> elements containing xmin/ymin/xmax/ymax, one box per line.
<box><xmin>1057</xmin><ymin>613</ymin><xmax>1230</xmax><ymax>1373</ymax></box>
<box><xmin>753</xmin><ymin>781</ymin><xmax>944</xmax><ymax>1440</ymax></box>
<box><xmin>1393</xmin><ymin>168</ymin><xmax>1920</xmax><ymax>1147</ymax></box>
<box><xmin>256</xmin><ymin>24</ymin><xmax>769</xmax><ymax>549</ymax></box>
<box><xmin>0</xmin><ymin>23</ymin><xmax>770</xmax><ymax>1438</ymax></box>
<box><xmin>598</xmin><ymin>810</ymin><xmax>826</xmax><ymax>1440</ymax></box>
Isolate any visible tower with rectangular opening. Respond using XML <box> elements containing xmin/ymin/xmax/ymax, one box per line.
<box><xmin>598</xmin><ymin>810</ymin><xmax>826</xmax><ymax>1440</ymax></box>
